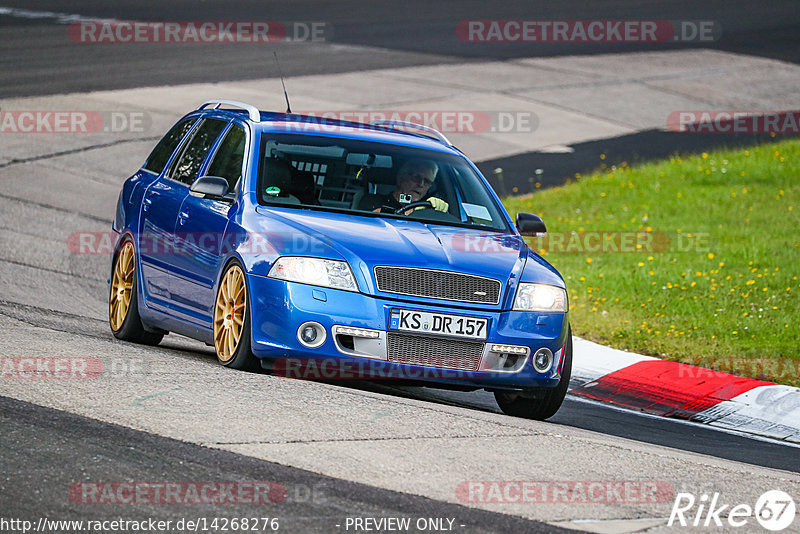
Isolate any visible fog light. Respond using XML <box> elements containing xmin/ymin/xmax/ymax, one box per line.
<box><xmin>297</xmin><ymin>321</ymin><xmax>326</xmax><ymax>348</ymax></box>
<box><xmin>301</xmin><ymin>326</ymin><xmax>317</xmax><ymax>343</ymax></box>
<box><xmin>532</xmin><ymin>347</ymin><xmax>553</xmax><ymax>373</ymax></box>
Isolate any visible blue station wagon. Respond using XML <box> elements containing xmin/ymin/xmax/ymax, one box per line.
<box><xmin>109</xmin><ymin>100</ymin><xmax>572</xmax><ymax>419</ymax></box>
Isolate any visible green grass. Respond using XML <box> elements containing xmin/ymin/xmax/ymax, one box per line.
<box><xmin>503</xmin><ymin>139</ymin><xmax>800</xmax><ymax>386</ymax></box>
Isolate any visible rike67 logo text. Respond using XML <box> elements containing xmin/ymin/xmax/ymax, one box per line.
<box><xmin>669</xmin><ymin>490</ymin><xmax>796</xmax><ymax>531</ymax></box>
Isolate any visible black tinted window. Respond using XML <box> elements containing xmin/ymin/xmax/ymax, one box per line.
<box><xmin>143</xmin><ymin>119</ymin><xmax>196</xmax><ymax>174</ymax></box>
<box><xmin>207</xmin><ymin>125</ymin><xmax>245</xmax><ymax>192</ymax></box>
<box><xmin>171</xmin><ymin>119</ymin><xmax>228</xmax><ymax>185</ymax></box>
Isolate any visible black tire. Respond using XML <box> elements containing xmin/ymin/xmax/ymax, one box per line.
<box><xmin>214</xmin><ymin>262</ymin><xmax>259</xmax><ymax>371</ymax></box>
<box><xmin>494</xmin><ymin>327</ymin><xmax>573</xmax><ymax>420</ymax></box>
<box><xmin>109</xmin><ymin>239</ymin><xmax>164</xmax><ymax>346</ymax></box>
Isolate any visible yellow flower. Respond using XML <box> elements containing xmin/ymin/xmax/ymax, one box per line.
<box><xmin>586</xmin><ymin>257</ymin><xmax>593</xmax><ymax>264</ymax></box>
<box><xmin>702</xmin><ymin>152</ymin><xmax>708</xmax><ymax>159</ymax></box>
<box><xmin>638</xmin><ymin>262</ymin><xmax>644</xmax><ymax>267</ymax></box>
<box><xmin>707</xmin><ymin>253</ymin><xmax>714</xmax><ymax>259</ymax></box>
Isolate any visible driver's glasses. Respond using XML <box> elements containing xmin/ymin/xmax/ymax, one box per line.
<box><xmin>402</xmin><ymin>172</ymin><xmax>434</xmax><ymax>187</ymax></box>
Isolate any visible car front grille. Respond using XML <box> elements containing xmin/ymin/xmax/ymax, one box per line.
<box><xmin>374</xmin><ymin>266</ymin><xmax>501</xmax><ymax>304</ymax></box>
<box><xmin>387</xmin><ymin>333</ymin><xmax>484</xmax><ymax>371</ymax></box>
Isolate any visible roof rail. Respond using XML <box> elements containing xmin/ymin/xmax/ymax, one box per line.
<box><xmin>198</xmin><ymin>100</ymin><xmax>261</xmax><ymax>122</ymax></box>
<box><xmin>369</xmin><ymin>120</ymin><xmax>452</xmax><ymax>146</ymax></box>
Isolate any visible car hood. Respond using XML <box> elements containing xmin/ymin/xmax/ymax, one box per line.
<box><xmin>252</xmin><ymin>207</ymin><xmax>563</xmax><ymax>307</ymax></box>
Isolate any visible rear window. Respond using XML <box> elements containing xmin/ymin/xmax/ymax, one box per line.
<box><xmin>143</xmin><ymin>119</ymin><xmax>196</xmax><ymax>175</ymax></box>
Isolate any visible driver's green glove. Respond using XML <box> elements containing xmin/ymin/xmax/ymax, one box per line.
<box><xmin>426</xmin><ymin>197</ymin><xmax>449</xmax><ymax>212</ymax></box>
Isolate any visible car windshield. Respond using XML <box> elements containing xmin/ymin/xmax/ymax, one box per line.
<box><xmin>256</xmin><ymin>133</ymin><xmax>510</xmax><ymax>231</ymax></box>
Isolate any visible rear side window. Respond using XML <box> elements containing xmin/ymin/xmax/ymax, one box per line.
<box><xmin>143</xmin><ymin>119</ymin><xmax>196</xmax><ymax>174</ymax></box>
<box><xmin>207</xmin><ymin>125</ymin><xmax>246</xmax><ymax>192</ymax></box>
<box><xmin>170</xmin><ymin>119</ymin><xmax>228</xmax><ymax>185</ymax></box>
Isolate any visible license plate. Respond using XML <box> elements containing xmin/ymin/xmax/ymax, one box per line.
<box><xmin>389</xmin><ymin>309</ymin><xmax>488</xmax><ymax>340</ymax></box>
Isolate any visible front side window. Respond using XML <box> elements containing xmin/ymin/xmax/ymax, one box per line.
<box><xmin>143</xmin><ymin>118</ymin><xmax>196</xmax><ymax>175</ymax></box>
<box><xmin>206</xmin><ymin>125</ymin><xmax>246</xmax><ymax>193</ymax></box>
<box><xmin>170</xmin><ymin>118</ymin><xmax>228</xmax><ymax>185</ymax></box>
<box><xmin>257</xmin><ymin>134</ymin><xmax>509</xmax><ymax>231</ymax></box>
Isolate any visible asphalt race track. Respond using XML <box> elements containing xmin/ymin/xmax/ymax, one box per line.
<box><xmin>1</xmin><ymin>0</ymin><xmax>799</xmax><ymax>97</ymax></box>
<box><xmin>1</xmin><ymin>2</ymin><xmax>799</xmax><ymax>533</ymax></box>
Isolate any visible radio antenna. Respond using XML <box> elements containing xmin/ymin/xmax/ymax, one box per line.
<box><xmin>273</xmin><ymin>52</ymin><xmax>292</xmax><ymax>113</ymax></box>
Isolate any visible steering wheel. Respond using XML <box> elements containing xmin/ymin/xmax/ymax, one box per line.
<box><xmin>394</xmin><ymin>201</ymin><xmax>433</xmax><ymax>214</ymax></box>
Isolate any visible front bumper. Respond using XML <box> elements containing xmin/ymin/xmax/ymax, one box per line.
<box><xmin>247</xmin><ymin>275</ymin><xmax>569</xmax><ymax>391</ymax></box>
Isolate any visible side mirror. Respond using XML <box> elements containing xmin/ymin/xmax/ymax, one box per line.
<box><xmin>190</xmin><ymin>176</ymin><xmax>233</xmax><ymax>202</ymax></box>
<box><xmin>516</xmin><ymin>212</ymin><xmax>546</xmax><ymax>235</ymax></box>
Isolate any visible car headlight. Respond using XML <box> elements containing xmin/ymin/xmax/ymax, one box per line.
<box><xmin>513</xmin><ymin>283</ymin><xmax>567</xmax><ymax>312</ymax></box>
<box><xmin>268</xmin><ymin>257</ymin><xmax>358</xmax><ymax>292</ymax></box>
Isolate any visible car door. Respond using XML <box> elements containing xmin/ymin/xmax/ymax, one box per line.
<box><xmin>169</xmin><ymin>122</ymin><xmax>247</xmax><ymax>325</ymax></box>
<box><xmin>137</xmin><ymin>118</ymin><xmax>197</xmax><ymax>306</ymax></box>
<box><xmin>139</xmin><ymin>117</ymin><xmax>228</xmax><ymax>312</ymax></box>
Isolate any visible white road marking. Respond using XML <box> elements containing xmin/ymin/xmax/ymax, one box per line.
<box><xmin>0</xmin><ymin>6</ymin><xmax>119</xmax><ymax>24</ymax></box>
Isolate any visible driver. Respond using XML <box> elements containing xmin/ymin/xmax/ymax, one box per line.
<box><xmin>358</xmin><ymin>159</ymin><xmax>449</xmax><ymax>214</ymax></box>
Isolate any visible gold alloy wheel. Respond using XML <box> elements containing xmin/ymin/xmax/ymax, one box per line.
<box><xmin>214</xmin><ymin>265</ymin><xmax>246</xmax><ymax>362</ymax></box>
<box><xmin>109</xmin><ymin>241</ymin><xmax>135</xmax><ymax>331</ymax></box>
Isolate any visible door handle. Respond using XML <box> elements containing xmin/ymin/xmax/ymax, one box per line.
<box><xmin>143</xmin><ymin>197</ymin><xmax>153</xmax><ymax>211</ymax></box>
<box><xmin>179</xmin><ymin>210</ymin><xmax>190</xmax><ymax>225</ymax></box>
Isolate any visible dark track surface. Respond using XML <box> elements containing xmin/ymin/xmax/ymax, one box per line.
<box><xmin>0</xmin><ymin>396</ymin><xmax>567</xmax><ymax>533</ymax></box>
<box><xmin>1</xmin><ymin>3</ymin><xmax>799</xmax><ymax>531</ymax></box>
<box><xmin>351</xmin><ymin>383</ymin><xmax>800</xmax><ymax>474</ymax></box>
<box><xmin>1</xmin><ymin>1</ymin><xmax>799</xmax><ymax>97</ymax></box>
<box><xmin>476</xmin><ymin>129</ymin><xmax>800</xmax><ymax>194</ymax></box>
